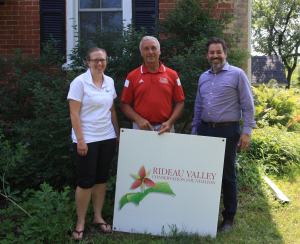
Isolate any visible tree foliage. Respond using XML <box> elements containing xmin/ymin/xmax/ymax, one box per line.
<box><xmin>157</xmin><ymin>0</ymin><xmax>249</xmax><ymax>131</ymax></box>
<box><xmin>252</xmin><ymin>0</ymin><xmax>300</xmax><ymax>88</ymax></box>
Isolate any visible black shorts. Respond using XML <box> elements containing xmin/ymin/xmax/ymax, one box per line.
<box><xmin>73</xmin><ymin>138</ymin><xmax>116</xmax><ymax>189</ymax></box>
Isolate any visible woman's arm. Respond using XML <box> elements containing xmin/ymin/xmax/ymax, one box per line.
<box><xmin>69</xmin><ymin>99</ymin><xmax>88</xmax><ymax>156</ymax></box>
<box><xmin>110</xmin><ymin>101</ymin><xmax>120</xmax><ymax>149</ymax></box>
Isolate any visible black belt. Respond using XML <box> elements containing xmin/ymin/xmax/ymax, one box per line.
<box><xmin>201</xmin><ymin>120</ymin><xmax>239</xmax><ymax>128</ymax></box>
<box><xmin>150</xmin><ymin>122</ymin><xmax>163</xmax><ymax>126</ymax></box>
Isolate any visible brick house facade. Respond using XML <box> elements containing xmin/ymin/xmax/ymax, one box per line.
<box><xmin>0</xmin><ymin>0</ymin><xmax>251</xmax><ymax>74</ymax></box>
<box><xmin>0</xmin><ymin>0</ymin><xmax>40</xmax><ymax>55</ymax></box>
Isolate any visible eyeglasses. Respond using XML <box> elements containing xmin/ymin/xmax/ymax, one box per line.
<box><xmin>89</xmin><ymin>59</ymin><xmax>107</xmax><ymax>63</ymax></box>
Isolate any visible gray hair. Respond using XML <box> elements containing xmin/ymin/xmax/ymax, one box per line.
<box><xmin>139</xmin><ymin>36</ymin><xmax>160</xmax><ymax>52</ymax></box>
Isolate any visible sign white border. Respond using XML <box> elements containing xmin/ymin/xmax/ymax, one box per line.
<box><xmin>113</xmin><ymin>129</ymin><xmax>226</xmax><ymax>237</ymax></box>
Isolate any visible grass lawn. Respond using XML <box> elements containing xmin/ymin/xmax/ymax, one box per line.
<box><xmin>69</xmin><ymin>169</ymin><xmax>300</xmax><ymax>244</ymax></box>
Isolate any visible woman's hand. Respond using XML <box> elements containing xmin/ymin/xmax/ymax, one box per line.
<box><xmin>77</xmin><ymin>139</ymin><xmax>88</xmax><ymax>156</ymax></box>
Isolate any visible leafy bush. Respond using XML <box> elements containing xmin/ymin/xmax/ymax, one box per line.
<box><xmin>0</xmin><ymin>40</ymin><xmax>79</xmax><ymax>191</ymax></box>
<box><xmin>239</xmin><ymin>126</ymin><xmax>300</xmax><ymax>174</ymax></box>
<box><xmin>0</xmin><ymin>129</ymin><xmax>27</xmax><ymax>204</ymax></box>
<box><xmin>236</xmin><ymin>153</ymin><xmax>266</xmax><ymax>190</ymax></box>
<box><xmin>0</xmin><ymin>183</ymin><xmax>75</xmax><ymax>244</ymax></box>
<box><xmin>252</xmin><ymin>83</ymin><xmax>300</xmax><ymax>128</ymax></box>
<box><xmin>287</xmin><ymin>115</ymin><xmax>300</xmax><ymax>132</ymax></box>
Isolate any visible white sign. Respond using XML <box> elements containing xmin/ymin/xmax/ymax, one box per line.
<box><xmin>113</xmin><ymin>129</ymin><xmax>226</xmax><ymax>237</ymax></box>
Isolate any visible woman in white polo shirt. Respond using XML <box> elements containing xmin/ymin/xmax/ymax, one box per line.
<box><xmin>67</xmin><ymin>47</ymin><xmax>119</xmax><ymax>241</ymax></box>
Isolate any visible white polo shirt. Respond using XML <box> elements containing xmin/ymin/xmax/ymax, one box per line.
<box><xmin>67</xmin><ymin>69</ymin><xmax>117</xmax><ymax>143</ymax></box>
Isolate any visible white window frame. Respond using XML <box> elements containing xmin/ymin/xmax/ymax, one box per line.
<box><xmin>65</xmin><ymin>0</ymin><xmax>132</xmax><ymax>66</ymax></box>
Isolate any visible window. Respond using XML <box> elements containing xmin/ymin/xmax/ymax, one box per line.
<box><xmin>41</xmin><ymin>1</ymin><xmax>158</xmax><ymax>64</ymax></box>
<box><xmin>79</xmin><ymin>0</ymin><xmax>123</xmax><ymax>43</ymax></box>
<box><xmin>65</xmin><ymin>0</ymin><xmax>131</xmax><ymax>65</ymax></box>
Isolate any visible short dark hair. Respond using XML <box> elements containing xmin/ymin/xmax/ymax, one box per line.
<box><xmin>205</xmin><ymin>37</ymin><xmax>227</xmax><ymax>54</ymax></box>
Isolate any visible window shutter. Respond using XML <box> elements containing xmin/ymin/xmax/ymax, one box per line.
<box><xmin>40</xmin><ymin>0</ymin><xmax>65</xmax><ymax>56</ymax></box>
<box><xmin>133</xmin><ymin>0</ymin><xmax>158</xmax><ymax>36</ymax></box>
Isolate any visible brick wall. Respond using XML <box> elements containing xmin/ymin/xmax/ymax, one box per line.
<box><xmin>159</xmin><ymin>0</ymin><xmax>176</xmax><ymax>19</ymax></box>
<box><xmin>159</xmin><ymin>0</ymin><xmax>235</xmax><ymax>19</ymax></box>
<box><xmin>0</xmin><ymin>0</ymin><xmax>40</xmax><ymax>56</ymax></box>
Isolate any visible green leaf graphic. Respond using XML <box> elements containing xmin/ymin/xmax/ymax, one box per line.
<box><xmin>120</xmin><ymin>193</ymin><xmax>131</xmax><ymax>208</ymax></box>
<box><xmin>120</xmin><ymin>182</ymin><xmax>175</xmax><ymax>209</ymax></box>
<box><xmin>147</xmin><ymin>182</ymin><xmax>176</xmax><ymax>195</ymax></box>
<box><xmin>131</xmin><ymin>173</ymin><xmax>140</xmax><ymax>179</ymax></box>
<box><xmin>145</xmin><ymin>170</ymin><xmax>151</xmax><ymax>178</ymax></box>
<box><xmin>127</xmin><ymin>192</ymin><xmax>148</xmax><ymax>205</ymax></box>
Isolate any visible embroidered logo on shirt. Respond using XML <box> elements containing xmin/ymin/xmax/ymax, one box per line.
<box><xmin>105</xmin><ymin>89</ymin><xmax>110</xmax><ymax>93</ymax></box>
<box><xmin>124</xmin><ymin>79</ymin><xmax>130</xmax><ymax>87</ymax></box>
<box><xmin>177</xmin><ymin>78</ymin><xmax>181</xmax><ymax>86</ymax></box>
<box><xmin>159</xmin><ymin>77</ymin><xmax>168</xmax><ymax>84</ymax></box>
<box><xmin>139</xmin><ymin>79</ymin><xmax>144</xmax><ymax>83</ymax></box>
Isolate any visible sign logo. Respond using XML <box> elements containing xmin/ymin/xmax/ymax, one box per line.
<box><xmin>120</xmin><ymin>165</ymin><xmax>176</xmax><ymax>209</ymax></box>
<box><xmin>159</xmin><ymin>77</ymin><xmax>168</xmax><ymax>84</ymax></box>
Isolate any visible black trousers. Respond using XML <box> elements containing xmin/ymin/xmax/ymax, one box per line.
<box><xmin>73</xmin><ymin>138</ymin><xmax>116</xmax><ymax>189</ymax></box>
<box><xmin>197</xmin><ymin>123</ymin><xmax>241</xmax><ymax>220</ymax></box>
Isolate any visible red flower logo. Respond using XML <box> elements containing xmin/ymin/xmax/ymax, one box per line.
<box><xmin>120</xmin><ymin>165</ymin><xmax>175</xmax><ymax>209</ymax></box>
<box><xmin>131</xmin><ymin>165</ymin><xmax>157</xmax><ymax>193</ymax></box>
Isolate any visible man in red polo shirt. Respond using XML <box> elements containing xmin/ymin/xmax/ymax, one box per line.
<box><xmin>120</xmin><ymin>36</ymin><xmax>185</xmax><ymax>135</ymax></box>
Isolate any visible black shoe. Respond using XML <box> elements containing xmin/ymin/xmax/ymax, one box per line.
<box><xmin>218</xmin><ymin>219</ymin><xmax>234</xmax><ymax>233</ymax></box>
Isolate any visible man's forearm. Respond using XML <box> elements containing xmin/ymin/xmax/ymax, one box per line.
<box><xmin>120</xmin><ymin>101</ymin><xmax>154</xmax><ymax>130</ymax></box>
<box><xmin>120</xmin><ymin>101</ymin><xmax>143</xmax><ymax>122</ymax></box>
<box><xmin>166</xmin><ymin>100</ymin><xmax>184</xmax><ymax>126</ymax></box>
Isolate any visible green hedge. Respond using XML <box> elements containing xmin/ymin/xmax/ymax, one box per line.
<box><xmin>0</xmin><ymin>40</ymin><xmax>79</xmax><ymax>191</ymax></box>
<box><xmin>0</xmin><ymin>0</ymin><xmax>249</xmax><ymax>192</ymax></box>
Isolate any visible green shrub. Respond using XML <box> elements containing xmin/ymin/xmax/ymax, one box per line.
<box><xmin>236</xmin><ymin>153</ymin><xmax>266</xmax><ymax>190</ymax></box>
<box><xmin>287</xmin><ymin>119</ymin><xmax>300</xmax><ymax>132</ymax></box>
<box><xmin>0</xmin><ymin>183</ymin><xmax>75</xmax><ymax>244</ymax></box>
<box><xmin>0</xmin><ymin>129</ymin><xmax>27</xmax><ymax>204</ymax></box>
<box><xmin>0</xmin><ymin>40</ymin><xmax>78</xmax><ymax>191</ymax></box>
<box><xmin>243</xmin><ymin>126</ymin><xmax>300</xmax><ymax>174</ymax></box>
<box><xmin>252</xmin><ymin>83</ymin><xmax>300</xmax><ymax>128</ymax></box>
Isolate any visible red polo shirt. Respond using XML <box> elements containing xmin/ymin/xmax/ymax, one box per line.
<box><xmin>121</xmin><ymin>61</ymin><xmax>185</xmax><ymax>123</ymax></box>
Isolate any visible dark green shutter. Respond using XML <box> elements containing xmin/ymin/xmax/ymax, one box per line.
<box><xmin>40</xmin><ymin>0</ymin><xmax>65</xmax><ymax>55</ymax></box>
<box><xmin>133</xmin><ymin>0</ymin><xmax>158</xmax><ymax>36</ymax></box>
